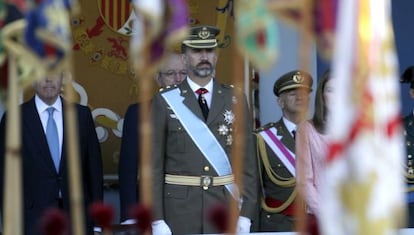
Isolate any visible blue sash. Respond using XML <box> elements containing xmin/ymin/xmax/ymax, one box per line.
<box><xmin>161</xmin><ymin>88</ymin><xmax>239</xmax><ymax>200</ymax></box>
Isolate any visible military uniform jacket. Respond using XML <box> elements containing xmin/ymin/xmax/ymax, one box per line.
<box><xmin>151</xmin><ymin>79</ymin><xmax>258</xmax><ymax>234</ymax></box>
<box><xmin>404</xmin><ymin>113</ymin><xmax>414</xmax><ymax>203</ymax></box>
<box><xmin>256</xmin><ymin>118</ymin><xmax>296</xmax><ymax>210</ymax></box>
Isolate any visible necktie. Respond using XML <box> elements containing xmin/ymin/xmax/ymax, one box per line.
<box><xmin>292</xmin><ymin>130</ymin><xmax>296</xmax><ymax>140</ymax></box>
<box><xmin>196</xmin><ymin>88</ymin><xmax>209</xmax><ymax>121</ymax></box>
<box><xmin>46</xmin><ymin>107</ymin><xmax>60</xmax><ymax>172</ymax></box>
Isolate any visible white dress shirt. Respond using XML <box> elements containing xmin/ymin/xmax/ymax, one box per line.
<box><xmin>283</xmin><ymin>117</ymin><xmax>297</xmax><ymax>138</ymax></box>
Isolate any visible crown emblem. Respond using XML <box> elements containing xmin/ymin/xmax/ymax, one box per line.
<box><xmin>198</xmin><ymin>27</ymin><xmax>210</xmax><ymax>39</ymax></box>
<box><xmin>293</xmin><ymin>72</ymin><xmax>304</xmax><ymax>83</ymax></box>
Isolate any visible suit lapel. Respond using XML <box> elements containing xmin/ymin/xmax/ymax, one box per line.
<box><xmin>59</xmin><ymin>102</ymin><xmax>66</xmax><ymax>174</ymax></box>
<box><xmin>23</xmin><ymin>98</ymin><xmax>58</xmax><ymax>175</ymax></box>
<box><xmin>275</xmin><ymin>118</ymin><xmax>295</xmax><ymax>153</ymax></box>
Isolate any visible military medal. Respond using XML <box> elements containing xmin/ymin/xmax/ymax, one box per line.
<box><xmin>218</xmin><ymin>124</ymin><xmax>230</xmax><ymax>136</ymax></box>
<box><xmin>226</xmin><ymin>135</ymin><xmax>233</xmax><ymax>146</ymax></box>
<box><xmin>218</xmin><ymin>110</ymin><xmax>235</xmax><ymax>146</ymax></box>
<box><xmin>223</xmin><ymin>110</ymin><xmax>235</xmax><ymax>125</ymax></box>
<box><xmin>217</xmin><ymin>124</ymin><xmax>233</xmax><ymax>146</ymax></box>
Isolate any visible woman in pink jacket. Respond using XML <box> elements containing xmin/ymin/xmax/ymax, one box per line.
<box><xmin>296</xmin><ymin>71</ymin><xmax>333</xmax><ymax>232</ymax></box>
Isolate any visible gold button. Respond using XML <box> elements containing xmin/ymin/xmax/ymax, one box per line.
<box><xmin>204</xmin><ymin>166</ymin><xmax>210</xmax><ymax>171</ymax></box>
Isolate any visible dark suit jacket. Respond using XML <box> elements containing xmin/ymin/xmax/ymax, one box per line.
<box><xmin>151</xmin><ymin>79</ymin><xmax>258</xmax><ymax>234</ymax></box>
<box><xmin>255</xmin><ymin>118</ymin><xmax>296</xmax><ymax>231</ymax></box>
<box><xmin>118</xmin><ymin>103</ymin><xmax>140</xmax><ymax>221</ymax></box>
<box><xmin>0</xmin><ymin>97</ymin><xmax>103</xmax><ymax>235</ymax></box>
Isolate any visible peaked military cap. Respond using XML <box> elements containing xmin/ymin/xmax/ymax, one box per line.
<box><xmin>273</xmin><ymin>70</ymin><xmax>313</xmax><ymax>96</ymax></box>
<box><xmin>182</xmin><ymin>25</ymin><xmax>220</xmax><ymax>49</ymax></box>
<box><xmin>401</xmin><ymin>66</ymin><xmax>414</xmax><ymax>89</ymax></box>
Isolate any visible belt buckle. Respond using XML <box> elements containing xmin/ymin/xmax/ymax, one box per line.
<box><xmin>201</xmin><ymin>175</ymin><xmax>213</xmax><ymax>190</ymax></box>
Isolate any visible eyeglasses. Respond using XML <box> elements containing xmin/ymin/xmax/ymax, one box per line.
<box><xmin>160</xmin><ymin>70</ymin><xmax>188</xmax><ymax>77</ymax></box>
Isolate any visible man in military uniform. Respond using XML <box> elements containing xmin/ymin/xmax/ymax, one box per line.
<box><xmin>255</xmin><ymin>70</ymin><xmax>313</xmax><ymax>231</ymax></box>
<box><xmin>401</xmin><ymin>66</ymin><xmax>414</xmax><ymax>227</ymax></box>
<box><xmin>150</xmin><ymin>25</ymin><xmax>257</xmax><ymax>234</ymax></box>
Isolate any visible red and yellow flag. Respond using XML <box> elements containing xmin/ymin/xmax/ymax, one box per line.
<box><xmin>320</xmin><ymin>0</ymin><xmax>405</xmax><ymax>234</ymax></box>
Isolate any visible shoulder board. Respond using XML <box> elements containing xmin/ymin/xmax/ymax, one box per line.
<box><xmin>255</xmin><ymin>122</ymin><xmax>276</xmax><ymax>133</ymax></box>
<box><xmin>159</xmin><ymin>84</ymin><xmax>178</xmax><ymax>93</ymax></box>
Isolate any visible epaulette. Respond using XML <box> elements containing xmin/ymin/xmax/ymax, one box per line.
<box><xmin>255</xmin><ymin>122</ymin><xmax>276</xmax><ymax>133</ymax></box>
<box><xmin>159</xmin><ymin>84</ymin><xmax>178</xmax><ymax>93</ymax></box>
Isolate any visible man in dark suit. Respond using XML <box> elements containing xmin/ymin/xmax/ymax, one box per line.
<box><xmin>254</xmin><ymin>70</ymin><xmax>313</xmax><ymax>231</ymax></box>
<box><xmin>0</xmin><ymin>72</ymin><xmax>103</xmax><ymax>235</ymax></box>
<box><xmin>118</xmin><ymin>52</ymin><xmax>187</xmax><ymax>223</ymax></box>
<box><xmin>401</xmin><ymin>66</ymin><xmax>414</xmax><ymax>227</ymax></box>
<box><xmin>150</xmin><ymin>25</ymin><xmax>257</xmax><ymax>234</ymax></box>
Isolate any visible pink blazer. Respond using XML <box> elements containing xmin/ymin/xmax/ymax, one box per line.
<box><xmin>296</xmin><ymin>120</ymin><xmax>329</xmax><ymax>216</ymax></box>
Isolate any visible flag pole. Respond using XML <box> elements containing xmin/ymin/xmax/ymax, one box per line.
<box><xmin>63</xmin><ymin>66</ymin><xmax>85</xmax><ymax>235</ymax></box>
<box><xmin>1</xmin><ymin>18</ymin><xmax>29</xmax><ymax>235</ymax></box>
<box><xmin>134</xmin><ymin>14</ymin><xmax>154</xmax><ymax>235</ymax></box>
<box><xmin>226</xmin><ymin>28</ymin><xmax>247</xmax><ymax>234</ymax></box>
<box><xmin>295</xmin><ymin>0</ymin><xmax>314</xmax><ymax>234</ymax></box>
<box><xmin>64</xmin><ymin>2</ymin><xmax>86</xmax><ymax>233</ymax></box>
<box><xmin>138</xmin><ymin>42</ymin><xmax>153</xmax><ymax>209</ymax></box>
<box><xmin>2</xmin><ymin>49</ymin><xmax>23</xmax><ymax>235</ymax></box>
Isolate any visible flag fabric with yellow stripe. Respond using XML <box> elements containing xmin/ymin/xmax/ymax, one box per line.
<box><xmin>320</xmin><ymin>0</ymin><xmax>405</xmax><ymax>234</ymax></box>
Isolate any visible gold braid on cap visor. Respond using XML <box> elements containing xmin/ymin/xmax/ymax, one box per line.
<box><xmin>183</xmin><ymin>39</ymin><xmax>218</xmax><ymax>48</ymax></box>
<box><xmin>278</xmin><ymin>84</ymin><xmax>312</xmax><ymax>94</ymax></box>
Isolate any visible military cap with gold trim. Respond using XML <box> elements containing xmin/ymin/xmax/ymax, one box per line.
<box><xmin>182</xmin><ymin>25</ymin><xmax>220</xmax><ymax>49</ymax></box>
<box><xmin>273</xmin><ymin>70</ymin><xmax>313</xmax><ymax>96</ymax></box>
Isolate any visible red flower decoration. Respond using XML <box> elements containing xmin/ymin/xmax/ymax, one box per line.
<box><xmin>130</xmin><ymin>204</ymin><xmax>152</xmax><ymax>233</ymax></box>
<box><xmin>208</xmin><ymin>204</ymin><xmax>229</xmax><ymax>233</ymax></box>
<box><xmin>89</xmin><ymin>201</ymin><xmax>114</xmax><ymax>230</ymax></box>
<box><xmin>40</xmin><ymin>208</ymin><xmax>68</xmax><ymax>235</ymax></box>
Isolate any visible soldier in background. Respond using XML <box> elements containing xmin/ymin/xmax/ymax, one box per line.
<box><xmin>400</xmin><ymin>66</ymin><xmax>414</xmax><ymax>227</ymax></box>
<box><xmin>254</xmin><ymin>70</ymin><xmax>313</xmax><ymax>231</ymax></box>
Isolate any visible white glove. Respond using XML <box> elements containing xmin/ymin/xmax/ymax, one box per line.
<box><xmin>151</xmin><ymin>220</ymin><xmax>172</xmax><ymax>235</ymax></box>
<box><xmin>236</xmin><ymin>216</ymin><xmax>251</xmax><ymax>234</ymax></box>
<box><xmin>121</xmin><ymin>219</ymin><xmax>136</xmax><ymax>225</ymax></box>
